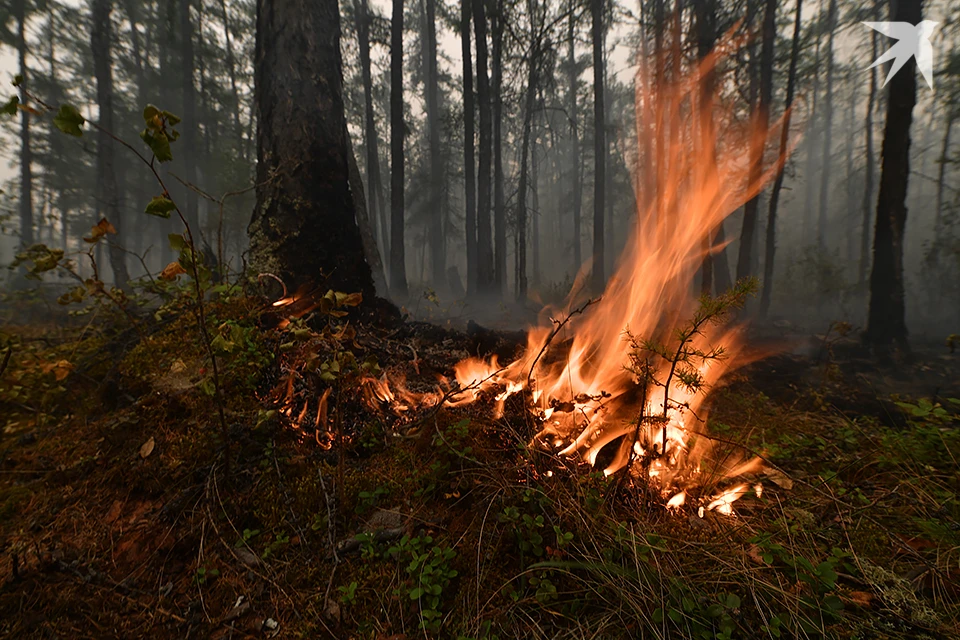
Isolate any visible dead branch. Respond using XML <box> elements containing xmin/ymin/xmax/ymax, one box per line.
<box><xmin>526</xmin><ymin>296</ymin><xmax>601</xmax><ymax>390</ymax></box>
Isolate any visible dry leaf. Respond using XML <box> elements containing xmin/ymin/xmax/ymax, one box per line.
<box><xmin>764</xmin><ymin>467</ymin><xmax>794</xmax><ymax>490</ymax></box>
<box><xmin>847</xmin><ymin>591</ymin><xmax>874</xmax><ymax>607</ymax></box>
<box><xmin>139</xmin><ymin>436</ymin><xmax>155</xmax><ymax>459</ymax></box>
<box><xmin>159</xmin><ymin>261</ymin><xmax>187</xmax><ymax>281</ymax></box>
<box><xmin>84</xmin><ymin>218</ymin><xmax>117</xmax><ymax>243</ymax></box>
<box><xmin>169</xmin><ymin>359</ymin><xmax>187</xmax><ymax>374</ymax></box>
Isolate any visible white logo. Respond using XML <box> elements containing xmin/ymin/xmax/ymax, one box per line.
<box><xmin>863</xmin><ymin>21</ymin><xmax>939</xmax><ymax>89</ymax></box>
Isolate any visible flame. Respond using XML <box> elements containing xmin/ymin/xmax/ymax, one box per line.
<box><xmin>291</xmin><ymin>34</ymin><xmax>785</xmax><ymax>516</ymax></box>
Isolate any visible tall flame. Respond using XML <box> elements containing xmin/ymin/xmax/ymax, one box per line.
<box><xmin>347</xmin><ymin>37</ymin><xmax>783</xmax><ymax>513</ymax></box>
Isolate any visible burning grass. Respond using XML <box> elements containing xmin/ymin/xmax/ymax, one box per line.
<box><xmin>2</xmin><ymin>298</ymin><xmax>959</xmax><ymax>639</ymax></box>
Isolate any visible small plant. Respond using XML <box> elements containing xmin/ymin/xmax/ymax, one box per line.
<box><xmin>193</xmin><ymin>566</ymin><xmax>220</xmax><ymax>585</ymax></box>
<box><xmin>355</xmin><ymin>485</ymin><xmax>390</xmax><ymax>515</ymax></box>
<box><xmin>235</xmin><ymin>528</ymin><xmax>261</xmax><ymax>548</ymax></box>
<box><xmin>262</xmin><ymin>531</ymin><xmax>289</xmax><ymax>559</ymax></box>
<box><xmin>386</xmin><ymin>534</ymin><xmax>458</xmax><ymax>632</ymax></box>
<box><xmin>338</xmin><ymin>581</ymin><xmax>358</xmax><ymax>604</ymax></box>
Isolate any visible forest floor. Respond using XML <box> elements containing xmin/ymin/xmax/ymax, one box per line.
<box><xmin>1</xmin><ymin>287</ymin><xmax>959</xmax><ymax>640</ymax></box>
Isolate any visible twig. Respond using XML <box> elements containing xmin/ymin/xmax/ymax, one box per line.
<box><xmin>526</xmin><ymin>296</ymin><xmax>601</xmax><ymax>390</ymax></box>
<box><xmin>0</xmin><ymin>346</ymin><xmax>11</xmax><ymax>379</ymax></box>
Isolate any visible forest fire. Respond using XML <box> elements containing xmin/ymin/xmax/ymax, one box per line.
<box><xmin>274</xmin><ymin>44</ymin><xmax>784</xmax><ymax>515</ymax></box>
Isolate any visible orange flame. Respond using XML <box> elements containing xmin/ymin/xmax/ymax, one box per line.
<box><xmin>358</xmin><ymin>36</ymin><xmax>785</xmax><ymax>514</ymax></box>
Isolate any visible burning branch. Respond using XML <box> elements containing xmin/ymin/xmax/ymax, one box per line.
<box><xmin>526</xmin><ymin>296</ymin><xmax>601</xmax><ymax>390</ymax></box>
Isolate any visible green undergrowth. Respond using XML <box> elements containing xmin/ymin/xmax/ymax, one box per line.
<box><xmin>1</xmin><ymin>295</ymin><xmax>959</xmax><ymax>639</ymax></box>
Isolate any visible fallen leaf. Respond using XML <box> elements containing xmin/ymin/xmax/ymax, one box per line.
<box><xmin>159</xmin><ymin>261</ymin><xmax>187</xmax><ymax>281</ymax></box>
<box><xmin>139</xmin><ymin>437</ymin><xmax>155</xmax><ymax>459</ymax></box>
<box><xmin>104</xmin><ymin>500</ymin><xmax>123</xmax><ymax>524</ymax></box>
<box><xmin>764</xmin><ymin>467</ymin><xmax>794</xmax><ymax>490</ymax></box>
<box><xmin>847</xmin><ymin>591</ymin><xmax>874</xmax><ymax>607</ymax></box>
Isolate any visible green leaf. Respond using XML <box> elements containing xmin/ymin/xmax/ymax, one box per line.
<box><xmin>145</xmin><ymin>196</ymin><xmax>177</xmax><ymax>218</ymax></box>
<box><xmin>12</xmin><ymin>74</ymin><xmax>22</xmax><ymax>87</ymax></box>
<box><xmin>168</xmin><ymin>233</ymin><xmax>186</xmax><ymax>251</ymax></box>
<box><xmin>140</xmin><ymin>129</ymin><xmax>172</xmax><ymax>162</ymax></box>
<box><xmin>53</xmin><ymin>104</ymin><xmax>85</xmax><ymax>137</ymax></box>
<box><xmin>1</xmin><ymin>95</ymin><xmax>19</xmax><ymax>116</ymax></box>
<box><xmin>162</xmin><ymin>110</ymin><xmax>181</xmax><ymax>126</ymax></box>
<box><xmin>142</xmin><ymin>104</ymin><xmax>161</xmax><ymax>123</ymax></box>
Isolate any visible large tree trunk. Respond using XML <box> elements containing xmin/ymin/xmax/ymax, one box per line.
<box><xmin>491</xmin><ymin>0</ymin><xmax>506</xmax><ymax>293</ymax></box>
<box><xmin>16</xmin><ymin>0</ymin><xmax>33</xmax><ymax>254</ymax></box>
<box><xmin>566</xmin><ymin>0</ymin><xmax>582</xmax><ymax>272</ymax></box>
<box><xmin>461</xmin><ymin>0</ymin><xmax>477</xmax><ymax>293</ymax></box>
<box><xmin>736</xmin><ymin>0</ymin><xmax>775</xmax><ymax>281</ymax></box>
<box><xmin>473</xmin><ymin>0</ymin><xmax>495</xmax><ymax>292</ymax></box>
<box><xmin>816</xmin><ymin>0</ymin><xmax>837</xmax><ymax>252</ymax></box>
<box><xmin>590</xmin><ymin>0</ymin><xmax>605</xmax><ymax>292</ymax></box>
<box><xmin>248</xmin><ymin>0</ymin><xmax>374</xmax><ymax>298</ymax></box>
<box><xmin>844</xmin><ymin>76</ymin><xmax>857</xmax><ymax>264</ymax></box>
<box><xmin>859</xmin><ymin>21</ymin><xmax>878</xmax><ymax>288</ymax></box>
<box><xmin>389</xmin><ymin>0</ymin><xmax>408</xmax><ymax>297</ymax></box>
<box><xmin>760</xmin><ymin>0</ymin><xmax>802</xmax><ymax>317</ymax></box>
<box><xmin>532</xmin><ymin>115</ymin><xmax>541</xmax><ymax>287</ymax></box>
<box><xmin>91</xmin><ymin>0</ymin><xmax>131</xmax><ymax>288</ymax></box>
<box><xmin>424</xmin><ymin>0</ymin><xmax>445</xmax><ymax>288</ymax></box>
<box><xmin>693</xmin><ymin>0</ymin><xmax>716</xmax><ymax>296</ymax></box>
<box><xmin>347</xmin><ymin>133</ymin><xmax>388</xmax><ymax>294</ymax></box>
<box><xmin>864</xmin><ymin>0</ymin><xmax>921</xmax><ymax>353</ymax></box>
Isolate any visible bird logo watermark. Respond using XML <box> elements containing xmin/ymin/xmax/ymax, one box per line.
<box><xmin>863</xmin><ymin>21</ymin><xmax>938</xmax><ymax>89</ymax></box>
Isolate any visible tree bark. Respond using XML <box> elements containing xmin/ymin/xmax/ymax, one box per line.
<box><xmin>934</xmin><ymin>113</ymin><xmax>953</xmax><ymax>234</ymax></box>
<box><xmin>693</xmin><ymin>0</ymin><xmax>716</xmax><ymax>295</ymax></box>
<box><xmin>424</xmin><ymin>0</ymin><xmax>444</xmax><ymax>287</ymax></box>
<box><xmin>859</xmin><ymin>22</ymin><xmax>879</xmax><ymax>288</ymax></box>
<box><xmin>248</xmin><ymin>0</ymin><xmax>375</xmax><ymax>298</ymax></box>
<box><xmin>91</xmin><ymin>0</ymin><xmax>131</xmax><ymax>288</ymax></box>
<box><xmin>473</xmin><ymin>0</ymin><xmax>495</xmax><ymax>292</ymax></box>
<box><xmin>566</xmin><ymin>0</ymin><xmax>582</xmax><ymax>272</ymax></box>
<box><xmin>16</xmin><ymin>0</ymin><xmax>32</xmax><ymax>253</ymax></box>
<box><xmin>736</xmin><ymin>0</ymin><xmax>774</xmax><ymax>282</ymax></box>
<box><xmin>590</xmin><ymin>0</ymin><xmax>605</xmax><ymax>292</ymax></box>
<box><xmin>864</xmin><ymin>0</ymin><xmax>921</xmax><ymax>353</ymax></box>
<box><xmin>816</xmin><ymin>0</ymin><xmax>837</xmax><ymax>252</ymax></box>
<box><xmin>461</xmin><ymin>0</ymin><xmax>477</xmax><ymax>293</ymax></box>
<box><xmin>389</xmin><ymin>0</ymin><xmax>408</xmax><ymax>297</ymax></box>
<box><xmin>803</xmin><ymin>0</ymin><xmax>822</xmax><ymax>247</ymax></box>
<box><xmin>491</xmin><ymin>0</ymin><xmax>506</xmax><ymax>293</ymax></box>
<box><xmin>354</xmin><ymin>0</ymin><xmax>389</xmax><ymax>263</ymax></box>
<box><xmin>760</xmin><ymin>0</ymin><xmax>802</xmax><ymax>317</ymax></box>
<box><xmin>218</xmin><ymin>0</ymin><xmax>247</xmax><ymax>160</ymax></box>
<box><xmin>179</xmin><ymin>0</ymin><xmax>200</xmax><ymax>236</ymax></box>
<box><xmin>517</xmin><ymin>4</ymin><xmax>539</xmax><ymax>299</ymax></box>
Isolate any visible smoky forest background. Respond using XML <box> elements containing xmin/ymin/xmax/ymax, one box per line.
<box><xmin>2</xmin><ymin>0</ymin><xmax>960</xmax><ymax>637</ymax></box>
<box><xmin>0</xmin><ymin>0</ymin><xmax>958</xmax><ymax>339</ymax></box>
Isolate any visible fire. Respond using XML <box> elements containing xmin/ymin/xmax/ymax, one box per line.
<box><xmin>277</xmin><ymin>36</ymin><xmax>785</xmax><ymax>516</ymax></box>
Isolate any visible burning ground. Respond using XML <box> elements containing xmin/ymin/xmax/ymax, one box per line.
<box><xmin>1</xmin><ymin>288</ymin><xmax>960</xmax><ymax>639</ymax></box>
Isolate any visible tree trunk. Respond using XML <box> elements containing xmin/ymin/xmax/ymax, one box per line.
<box><xmin>248</xmin><ymin>0</ymin><xmax>375</xmax><ymax>298</ymax></box>
<box><xmin>864</xmin><ymin>0</ymin><xmax>921</xmax><ymax>353</ymax></box>
<box><xmin>844</xmin><ymin>75</ymin><xmax>857</xmax><ymax>264</ymax></box>
<box><xmin>347</xmin><ymin>132</ymin><xmax>388</xmax><ymax>294</ymax></box>
<box><xmin>934</xmin><ymin>113</ymin><xmax>953</xmax><ymax>234</ymax></box>
<box><xmin>217</xmin><ymin>0</ymin><xmax>246</xmax><ymax>159</ymax></box>
<box><xmin>179</xmin><ymin>0</ymin><xmax>200</xmax><ymax>236</ymax></box>
<box><xmin>859</xmin><ymin>22</ymin><xmax>878</xmax><ymax>288</ymax></box>
<box><xmin>423</xmin><ymin>0</ymin><xmax>444</xmax><ymax>288</ymax></box>
<box><xmin>803</xmin><ymin>0</ymin><xmax>822</xmax><ymax>247</ymax></box>
<box><xmin>91</xmin><ymin>0</ymin><xmax>131</xmax><ymax>288</ymax></box>
<box><xmin>760</xmin><ymin>0</ymin><xmax>802</xmax><ymax>317</ymax></box>
<box><xmin>590</xmin><ymin>0</ymin><xmax>605</xmax><ymax>292</ymax></box>
<box><xmin>693</xmin><ymin>0</ymin><xmax>716</xmax><ymax>295</ymax></box>
<box><xmin>736</xmin><ymin>0</ymin><xmax>774</xmax><ymax>281</ymax></box>
<box><xmin>532</xmin><ymin>124</ymin><xmax>541</xmax><ymax>287</ymax></box>
<box><xmin>473</xmin><ymin>0</ymin><xmax>495</xmax><ymax>292</ymax></box>
<box><xmin>389</xmin><ymin>0</ymin><xmax>408</xmax><ymax>297</ymax></box>
<box><xmin>461</xmin><ymin>0</ymin><xmax>477</xmax><ymax>293</ymax></box>
<box><xmin>566</xmin><ymin>0</ymin><xmax>582</xmax><ymax>272</ymax></box>
<box><xmin>816</xmin><ymin>0</ymin><xmax>837</xmax><ymax>252</ymax></box>
<box><xmin>491</xmin><ymin>0</ymin><xmax>506</xmax><ymax>293</ymax></box>
<box><xmin>517</xmin><ymin>10</ymin><xmax>539</xmax><ymax>299</ymax></box>
<box><xmin>16</xmin><ymin>0</ymin><xmax>33</xmax><ymax>253</ymax></box>
<box><xmin>354</xmin><ymin>0</ymin><xmax>389</xmax><ymax>264</ymax></box>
